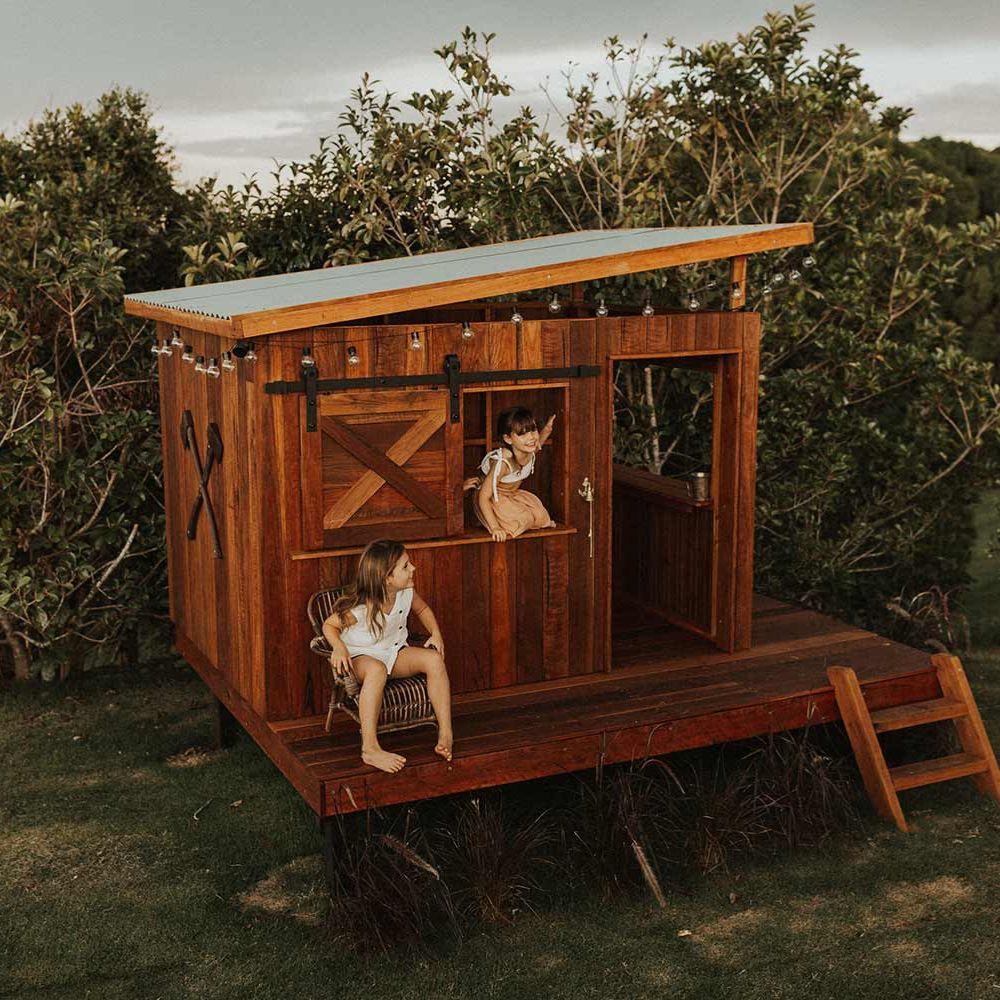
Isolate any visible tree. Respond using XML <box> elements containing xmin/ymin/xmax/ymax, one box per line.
<box><xmin>202</xmin><ymin>7</ymin><xmax>999</xmax><ymax>635</ymax></box>
<box><xmin>0</xmin><ymin>89</ymin><xmax>187</xmax><ymax>680</ymax></box>
<box><xmin>5</xmin><ymin>9</ymin><xmax>999</xmax><ymax>679</ymax></box>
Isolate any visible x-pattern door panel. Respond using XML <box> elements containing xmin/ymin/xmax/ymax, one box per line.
<box><xmin>301</xmin><ymin>388</ymin><xmax>461</xmax><ymax>548</ymax></box>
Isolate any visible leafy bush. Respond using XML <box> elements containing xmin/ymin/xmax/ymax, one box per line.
<box><xmin>0</xmin><ymin>89</ymin><xmax>189</xmax><ymax>679</ymax></box>
<box><xmin>4</xmin><ymin>8</ymin><xmax>1000</xmax><ymax>679</ymax></box>
<box><xmin>189</xmin><ymin>7</ymin><xmax>1000</xmax><ymax>638</ymax></box>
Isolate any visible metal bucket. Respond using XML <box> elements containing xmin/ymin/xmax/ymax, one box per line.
<box><xmin>688</xmin><ymin>471</ymin><xmax>710</xmax><ymax>502</ymax></box>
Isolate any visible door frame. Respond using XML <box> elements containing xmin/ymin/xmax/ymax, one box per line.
<box><xmin>603</xmin><ymin>338</ymin><xmax>758</xmax><ymax>662</ymax></box>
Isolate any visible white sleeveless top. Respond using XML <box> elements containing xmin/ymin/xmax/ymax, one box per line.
<box><xmin>480</xmin><ymin>448</ymin><xmax>535</xmax><ymax>502</ymax></box>
<box><xmin>338</xmin><ymin>587</ymin><xmax>414</xmax><ymax>674</ymax></box>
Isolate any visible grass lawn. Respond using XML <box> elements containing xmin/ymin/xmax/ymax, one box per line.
<box><xmin>3</xmin><ymin>502</ymin><xmax>1000</xmax><ymax>999</ymax></box>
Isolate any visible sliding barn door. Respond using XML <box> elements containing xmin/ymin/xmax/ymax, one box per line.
<box><xmin>300</xmin><ymin>388</ymin><xmax>463</xmax><ymax>549</ymax></box>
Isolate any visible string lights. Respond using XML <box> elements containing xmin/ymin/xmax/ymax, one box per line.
<box><xmin>152</xmin><ymin>257</ymin><xmax>820</xmax><ymax>381</ymax></box>
<box><xmin>756</xmin><ymin>250</ymin><xmax>819</xmax><ymax>306</ymax></box>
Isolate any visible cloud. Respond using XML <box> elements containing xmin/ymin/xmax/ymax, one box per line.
<box><xmin>904</xmin><ymin>80</ymin><xmax>1000</xmax><ymax>145</ymax></box>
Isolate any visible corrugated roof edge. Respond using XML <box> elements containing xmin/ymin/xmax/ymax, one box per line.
<box><xmin>124</xmin><ymin>223</ymin><xmax>813</xmax><ymax>338</ymax></box>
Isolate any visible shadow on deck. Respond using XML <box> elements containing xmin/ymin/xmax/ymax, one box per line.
<box><xmin>266</xmin><ymin>595</ymin><xmax>938</xmax><ymax>817</ymax></box>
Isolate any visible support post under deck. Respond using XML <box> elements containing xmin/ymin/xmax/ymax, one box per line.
<box><xmin>212</xmin><ymin>696</ymin><xmax>240</xmax><ymax>749</ymax></box>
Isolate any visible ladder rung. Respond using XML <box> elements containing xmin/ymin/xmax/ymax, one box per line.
<box><xmin>890</xmin><ymin>752</ymin><xmax>989</xmax><ymax>791</ymax></box>
<box><xmin>870</xmin><ymin>697</ymin><xmax>967</xmax><ymax>733</ymax></box>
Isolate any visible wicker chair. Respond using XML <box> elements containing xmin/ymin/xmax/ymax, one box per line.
<box><xmin>306</xmin><ymin>587</ymin><xmax>436</xmax><ymax>735</ymax></box>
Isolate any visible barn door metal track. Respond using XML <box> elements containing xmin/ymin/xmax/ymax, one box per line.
<box><xmin>265</xmin><ymin>354</ymin><xmax>601</xmax><ymax>430</ymax></box>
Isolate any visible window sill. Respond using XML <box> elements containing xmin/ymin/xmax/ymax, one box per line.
<box><xmin>290</xmin><ymin>524</ymin><xmax>578</xmax><ymax>560</ymax></box>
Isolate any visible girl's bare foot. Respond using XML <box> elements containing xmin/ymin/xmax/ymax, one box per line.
<box><xmin>434</xmin><ymin>732</ymin><xmax>453</xmax><ymax>762</ymax></box>
<box><xmin>362</xmin><ymin>747</ymin><xmax>407</xmax><ymax>773</ymax></box>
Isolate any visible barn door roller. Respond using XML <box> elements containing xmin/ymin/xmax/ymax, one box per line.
<box><xmin>266</xmin><ymin>355</ymin><xmax>600</xmax><ymax>429</ymax></box>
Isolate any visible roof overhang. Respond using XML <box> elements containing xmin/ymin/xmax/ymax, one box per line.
<box><xmin>124</xmin><ymin>224</ymin><xmax>813</xmax><ymax>338</ymax></box>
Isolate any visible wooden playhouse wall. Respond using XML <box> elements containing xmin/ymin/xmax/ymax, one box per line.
<box><xmin>156</xmin><ymin>311</ymin><xmax>759</xmax><ymax>724</ymax></box>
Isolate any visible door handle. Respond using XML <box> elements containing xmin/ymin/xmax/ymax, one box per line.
<box><xmin>578</xmin><ymin>477</ymin><xmax>594</xmax><ymax>558</ymax></box>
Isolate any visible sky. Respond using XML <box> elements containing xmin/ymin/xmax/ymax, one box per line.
<box><xmin>3</xmin><ymin>0</ymin><xmax>999</xmax><ymax>188</ymax></box>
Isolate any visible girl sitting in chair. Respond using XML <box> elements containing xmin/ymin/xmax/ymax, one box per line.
<box><xmin>464</xmin><ymin>406</ymin><xmax>557</xmax><ymax>542</ymax></box>
<box><xmin>322</xmin><ymin>539</ymin><xmax>453</xmax><ymax>774</ymax></box>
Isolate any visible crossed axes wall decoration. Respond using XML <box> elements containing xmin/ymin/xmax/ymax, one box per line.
<box><xmin>180</xmin><ymin>410</ymin><xmax>224</xmax><ymax>560</ymax></box>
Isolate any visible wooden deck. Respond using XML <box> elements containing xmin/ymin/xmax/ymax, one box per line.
<box><xmin>183</xmin><ymin>596</ymin><xmax>939</xmax><ymax>817</ymax></box>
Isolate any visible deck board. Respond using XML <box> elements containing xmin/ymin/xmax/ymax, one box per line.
<box><xmin>265</xmin><ymin>596</ymin><xmax>937</xmax><ymax>816</ymax></box>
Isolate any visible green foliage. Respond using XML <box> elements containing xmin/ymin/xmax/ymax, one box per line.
<box><xmin>0</xmin><ymin>89</ymin><xmax>188</xmax><ymax>679</ymax></box>
<box><xmin>906</xmin><ymin>138</ymin><xmax>1000</xmax><ymax>372</ymax></box>
<box><xmin>4</xmin><ymin>9</ymin><xmax>1000</xmax><ymax>679</ymax></box>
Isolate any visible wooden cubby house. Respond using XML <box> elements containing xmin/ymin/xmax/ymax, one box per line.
<box><xmin>125</xmin><ymin>227</ymin><xmax>1000</xmax><ymax>835</ymax></box>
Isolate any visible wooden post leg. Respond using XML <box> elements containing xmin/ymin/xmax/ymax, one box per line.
<box><xmin>212</xmin><ymin>696</ymin><xmax>239</xmax><ymax>749</ymax></box>
<box><xmin>932</xmin><ymin>653</ymin><xmax>1000</xmax><ymax>802</ymax></box>
<box><xmin>320</xmin><ymin>817</ymin><xmax>339</xmax><ymax>895</ymax></box>
<box><xmin>828</xmin><ymin>665</ymin><xmax>909</xmax><ymax>832</ymax></box>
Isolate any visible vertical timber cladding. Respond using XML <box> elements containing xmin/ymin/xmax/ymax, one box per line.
<box><xmin>155</xmin><ymin>321</ymin><xmax>261</xmax><ymax>709</ymax></box>
<box><xmin>297</xmin><ymin>319</ymin><xmax>597</xmax><ymax>705</ymax></box>
<box><xmin>598</xmin><ymin>311</ymin><xmax>759</xmax><ymax>656</ymax></box>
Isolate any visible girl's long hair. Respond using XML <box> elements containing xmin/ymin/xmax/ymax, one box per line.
<box><xmin>331</xmin><ymin>539</ymin><xmax>406</xmax><ymax>641</ymax></box>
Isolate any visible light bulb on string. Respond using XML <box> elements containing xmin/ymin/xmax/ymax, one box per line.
<box><xmin>511</xmin><ymin>308</ymin><xmax>523</xmax><ymax>325</ymax></box>
<box><xmin>245</xmin><ymin>344</ymin><xmax>258</xmax><ymax>363</ymax></box>
<box><xmin>410</xmin><ymin>331</ymin><xmax>423</xmax><ymax>351</ymax></box>
<box><xmin>150</xmin><ymin>339</ymin><xmax>163</xmax><ymax>356</ymax></box>
<box><xmin>802</xmin><ymin>254</ymin><xmax>816</xmax><ymax>269</ymax></box>
<box><xmin>221</xmin><ymin>352</ymin><xmax>236</xmax><ymax>371</ymax></box>
<box><xmin>548</xmin><ymin>291</ymin><xmax>561</xmax><ymax>314</ymax></box>
<box><xmin>731</xmin><ymin>281</ymin><xmax>743</xmax><ymax>302</ymax></box>
<box><xmin>347</xmin><ymin>345</ymin><xmax>360</xmax><ymax>366</ymax></box>
<box><xmin>301</xmin><ymin>348</ymin><xmax>316</xmax><ymax>368</ymax></box>
<box><xmin>206</xmin><ymin>357</ymin><xmax>221</xmax><ymax>378</ymax></box>
<box><xmin>182</xmin><ymin>346</ymin><xmax>194</xmax><ymax>364</ymax></box>
<box><xmin>762</xmin><ymin>284</ymin><xmax>773</xmax><ymax>300</ymax></box>
<box><xmin>642</xmin><ymin>294</ymin><xmax>655</xmax><ymax>318</ymax></box>
<box><xmin>160</xmin><ymin>339</ymin><xmax>173</xmax><ymax>356</ymax></box>
<box><xmin>194</xmin><ymin>356</ymin><xmax>206</xmax><ymax>374</ymax></box>
<box><xmin>461</xmin><ymin>320</ymin><xmax>475</xmax><ymax>340</ymax></box>
<box><xmin>170</xmin><ymin>329</ymin><xmax>184</xmax><ymax>347</ymax></box>
<box><xmin>772</xmin><ymin>272</ymin><xmax>786</xmax><ymax>286</ymax></box>
<box><xmin>789</xmin><ymin>268</ymin><xmax>802</xmax><ymax>283</ymax></box>
<box><xmin>687</xmin><ymin>294</ymin><xmax>700</xmax><ymax>312</ymax></box>
<box><xmin>596</xmin><ymin>297</ymin><xmax>609</xmax><ymax>318</ymax></box>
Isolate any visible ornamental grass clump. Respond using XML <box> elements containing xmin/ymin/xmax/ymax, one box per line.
<box><xmin>560</xmin><ymin>757</ymin><xmax>681</xmax><ymax>903</ymax></box>
<box><xmin>667</xmin><ymin>754</ymin><xmax>774</xmax><ymax>875</ymax></box>
<box><xmin>323</xmin><ymin>809</ymin><xmax>459</xmax><ymax>954</ymax></box>
<box><xmin>433</xmin><ymin>792</ymin><xmax>555</xmax><ymax>926</ymax></box>
<box><xmin>737</xmin><ymin>728</ymin><xmax>864</xmax><ymax>850</ymax></box>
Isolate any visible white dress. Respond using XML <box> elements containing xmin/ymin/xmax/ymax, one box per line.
<box><xmin>479</xmin><ymin>448</ymin><xmax>535</xmax><ymax>503</ymax></box>
<box><xmin>338</xmin><ymin>587</ymin><xmax>413</xmax><ymax>674</ymax></box>
<box><xmin>471</xmin><ymin>448</ymin><xmax>553</xmax><ymax>538</ymax></box>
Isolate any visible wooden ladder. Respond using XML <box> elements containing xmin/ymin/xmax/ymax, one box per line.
<box><xmin>828</xmin><ymin>654</ymin><xmax>1000</xmax><ymax>832</ymax></box>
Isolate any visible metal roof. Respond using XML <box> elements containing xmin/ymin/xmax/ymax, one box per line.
<box><xmin>124</xmin><ymin>224</ymin><xmax>812</xmax><ymax>337</ymax></box>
